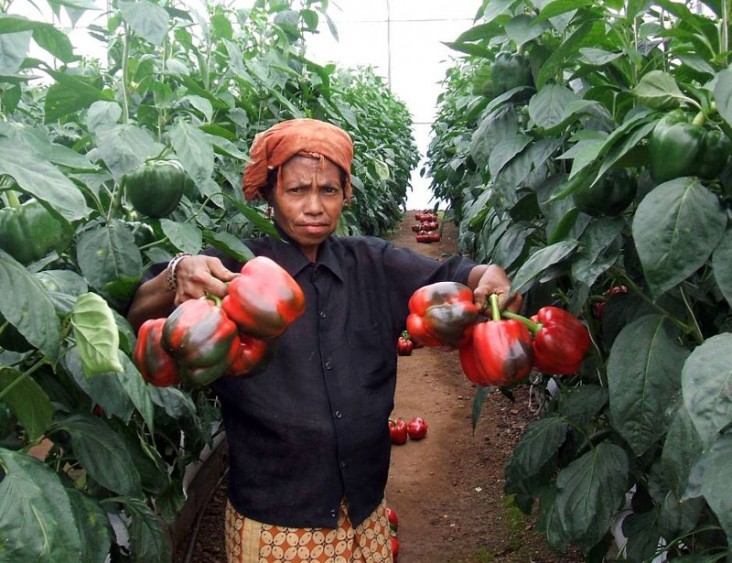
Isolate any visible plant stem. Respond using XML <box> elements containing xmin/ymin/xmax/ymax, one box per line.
<box><xmin>679</xmin><ymin>285</ymin><xmax>705</xmax><ymax>345</ymax></box>
<box><xmin>0</xmin><ymin>358</ymin><xmax>46</xmax><ymax>401</ymax></box>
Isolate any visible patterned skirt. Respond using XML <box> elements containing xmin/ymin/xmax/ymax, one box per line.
<box><xmin>225</xmin><ymin>498</ymin><xmax>394</xmax><ymax>563</ymax></box>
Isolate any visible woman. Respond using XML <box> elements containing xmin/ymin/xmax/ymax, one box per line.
<box><xmin>127</xmin><ymin>118</ymin><xmax>521</xmax><ymax>562</ymax></box>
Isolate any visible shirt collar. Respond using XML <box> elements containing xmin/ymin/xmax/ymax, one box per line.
<box><xmin>269</xmin><ymin>226</ymin><xmax>344</xmax><ymax>282</ymax></box>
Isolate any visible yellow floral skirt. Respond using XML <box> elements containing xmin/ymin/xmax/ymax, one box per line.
<box><xmin>225</xmin><ymin>498</ymin><xmax>393</xmax><ymax>563</ymax></box>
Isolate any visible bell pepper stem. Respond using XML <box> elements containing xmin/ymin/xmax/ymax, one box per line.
<box><xmin>500</xmin><ymin>309</ymin><xmax>542</xmax><ymax>335</ymax></box>
<box><xmin>5</xmin><ymin>190</ymin><xmax>21</xmax><ymax>208</ymax></box>
<box><xmin>489</xmin><ymin>293</ymin><xmax>501</xmax><ymax>322</ymax></box>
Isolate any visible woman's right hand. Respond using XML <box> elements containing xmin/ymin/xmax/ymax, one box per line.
<box><xmin>172</xmin><ymin>255</ymin><xmax>238</xmax><ymax>306</ymax></box>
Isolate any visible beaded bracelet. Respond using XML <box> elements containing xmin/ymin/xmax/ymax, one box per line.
<box><xmin>166</xmin><ymin>252</ymin><xmax>191</xmax><ymax>292</ymax></box>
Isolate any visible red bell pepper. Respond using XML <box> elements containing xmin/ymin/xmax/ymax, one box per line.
<box><xmin>389</xmin><ymin>418</ymin><xmax>408</xmax><ymax>445</ymax></box>
<box><xmin>396</xmin><ymin>331</ymin><xmax>414</xmax><ymax>356</ymax></box>
<box><xmin>468</xmin><ymin>294</ymin><xmax>534</xmax><ymax>386</ymax></box>
<box><xmin>386</xmin><ymin>506</ymin><xmax>398</xmax><ymax>534</ymax></box>
<box><xmin>529</xmin><ymin>306</ymin><xmax>591</xmax><ymax>374</ymax></box>
<box><xmin>222</xmin><ymin>256</ymin><xmax>306</xmax><ymax>339</ymax></box>
<box><xmin>162</xmin><ymin>295</ymin><xmax>239</xmax><ymax>386</ymax></box>
<box><xmin>405</xmin><ymin>282</ymin><xmax>479</xmax><ymax>348</ymax></box>
<box><xmin>133</xmin><ymin>317</ymin><xmax>180</xmax><ymax>387</ymax></box>
<box><xmin>406</xmin><ymin>416</ymin><xmax>428</xmax><ymax>440</ymax></box>
<box><xmin>226</xmin><ymin>333</ymin><xmax>268</xmax><ymax>377</ymax></box>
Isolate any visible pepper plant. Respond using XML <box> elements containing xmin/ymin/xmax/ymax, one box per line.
<box><xmin>429</xmin><ymin>0</ymin><xmax>732</xmax><ymax>559</ymax></box>
<box><xmin>0</xmin><ymin>0</ymin><xmax>417</xmax><ymax>560</ymax></box>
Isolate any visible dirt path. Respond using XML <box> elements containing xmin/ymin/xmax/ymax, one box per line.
<box><xmin>182</xmin><ymin>213</ymin><xmax>582</xmax><ymax>563</ymax></box>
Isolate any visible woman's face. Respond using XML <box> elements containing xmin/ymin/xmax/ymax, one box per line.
<box><xmin>270</xmin><ymin>155</ymin><xmax>346</xmax><ymax>262</ymax></box>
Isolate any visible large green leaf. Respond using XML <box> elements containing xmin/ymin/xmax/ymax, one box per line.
<box><xmin>607</xmin><ymin>314</ymin><xmax>690</xmax><ymax>456</ymax></box>
<box><xmin>75</xmin><ymin>220</ymin><xmax>143</xmax><ymax>297</ymax></box>
<box><xmin>0</xmin><ymin>138</ymin><xmax>90</xmax><ymax>222</ymax></box>
<box><xmin>0</xmin><ymin>448</ymin><xmax>83</xmax><ymax>562</ymax></box>
<box><xmin>43</xmin><ymin>71</ymin><xmax>110</xmax><ymax>123</ymax></box>
<box><xmin>694</xmin><ymin>433</ymin><xmax>732</xmax><ymax>541</ymax></box>
<box><xmin>633</xmin><ymin>177</ymin><xmax>726</xmax><ymax>298</ymax></box>
<box><xmin>66</xmin><ymin>489</ymin><xmax>113</xmax><ymax>563</ymax></box>
<box><xmin>0</xmin><ymin>249</ymin><xmax>60</xmax><ymax>360</ymax></box>
<box><xmin>94</xmin><ymin>123</ymin><xmax>162</xmax><ymax>180</ymax></box>
<box><xmin>571</xmin><ymin>216</ymin><xmax>625</xmax><ymax>286</ymax></box>
<box><xmin>0</xmin><ymin>368</ymin><xmax>53</xmax><ymax>442</ymax></box>
<box><xmin>712</xmin><ymin>225</ymin><xmax>732</xmax><ymax>308</ymax></box>
<box><xmin>118</xmin><ymin>0</ymin><xmax>170</xmax><ymax>46</ymax></box>
<box><xmin>117</xmin><ymin>354</ymin><xmax>155</xmax><ymax>431</ymax></box>
<box><xmin>555</xmin><ymin>442</ymin><xmax>629</xmax><ymax>549</ymax></box>
<box><xmin>123</xmin><ymin>497</ymin><xmax>172</xmax><ymax>563</ymax></box>
<box><xmin>0</xmin><ymin>15</ymin><xmax>74</xmax><ymax>62</ymax></box>
<box><xmin>64</xmin><ymin>348</ymin><xmax>135</xmax><ymax>423</ymax></box>
<box><xmin>631</xmin><ymin>70</ymin><xmax>687</xmax><ymax>109</ymax></box>
<box><xmin>713</xmin><ymin>67</ymin><xmax>732</xmax><ymax>128</ymax></box>
<box><xmin>70</xmin><ymin>293</ymin><xmax>123</xmax><ymax>376</ymax></box>
<box><xmin>0</xmin><ymin>29</ymin><xmax>31</xmax><ymax>75</ymax></box>
<box><xmin>682</xmin><ymin>333</ymin><xmax>732</xmax><ymax>447</ymax></box>
<box><xmin>661</xmin><ymin>405</ymin><xmax>703</xmax><ymax>498</ymax></box>
<box><xmin>160</xmin><ymin>218</ymin><xmax>203</xmax><ymax>254</ymax></box>
<box><xmin>505</xmin><ymin>416</ymin><xmax>569</xmax><ymax>495</ymax></box>
<box><xmin>169</xmin><ymin>121</ymin><xmax>216</xmax><ymax>188</ymax></box>
<box><xmin>528</xmin><ymin>84</ymin><xmax>580</xmax><ymax>130</ymax></box>
<box><xmin>49</xmin><ymin>414</ymin><xmax>142</xmax><ymax>498</ymax></box>
<box><xmin>509</xmin><ymin>240</ymin><xmax>579</xmax><ymax>294</ymax></box>
<box><xmin>488</xmin><ymin>134</ymin><xmax>532</xmax><ymax>178</ymax></box>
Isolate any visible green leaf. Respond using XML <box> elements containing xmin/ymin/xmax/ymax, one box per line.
<box><xmin>578</xmin><ymin>47</ymin><xmax>623</xmax><ymax>66</ymax></box>
<box><xmin>75</xmin><ymin>221</ymin><xmax>143</xmax><ymax>298</ymax></box>
<box><xmin>169</xmin><ymin>121</ymin><xmax>216</xmax><ymax>188</ymax></box>
<box><xmin>607</xmin><ymin>315</ymin><xmax>690</xmax><ymax>456</ymax></box>
<box><xmin>44</xmin><ymin>73</ymin><xmax>110</xmax><ymax>123</ymax></box>
<box><xmin>556</xmin><ymin>384</ymin><xmax>608</xmax><ymax>428</ymax></box>
<box><xmin>116</xmin><ymin>354</ymin><xmax>155</xmax><ymax>431</ymax></box>
<box><xmin>160</xmin><ymin>219</ymin><xmax>203</xmax><ymax>254</ymax></box>
<box><xmin>682</xmin><ymin>333</ymin><xmax>732</xmax><ymax>447</ymax></box>
<box><xmin>571</xmin><ymin>216</ymin><xmax>624</xmax><ymax>286</ymax></box>
<box><xmin>488</xmin><ymin>134</ymin><xmax>532</xmax><ymax>178</ymax></box>
<box><xmin>64</xmin><ymin>348</ymin><xmax>135</xmax><ymax>423</ymax></box>
<box><xmin>49</xmin><ymin>414</ymin><xmax>142</xmax><ymax>498</ymax></box>
<box><xmin>205</xmin><ymin>230</ymin><xmax>256</xmax><ymax>263</ymax></box>
<box><xmin>123</xmin><ymin>497</ymin><xmax>172</xmax><ymax>562</ymax></box>
<box><xmin>505</xmin><ymin>416</ymin><xmax>569</xmax><ymax>495</ymax></box>
<box><xmin>0</xmin><ymin>249</ymin><xmax>60</xmax><ymax>360</ymax></box>
<box><xmin>631</xmin><ymin>70</ymin><xmax>687</xmax><ymax>109</ymax></box>
<box><xmin>713</xmin><ymin>67</ymin><xmax>732</xmax><ymax>128</ymax></box>
<box><xmin>712</xmin><ymin>226</ymin><xmax>732</xmax><ymax>308</ymax></box>
<box><xmin>661</xmin><ymin>405</ymin><xmax>703</xmax><ymax>498</ymax></box>
<box><xmin>0</xmin><ymin>447</ymin><xmax>84</xmax><ymax>561</ymax></box>
<box><xmin>555</xmin><ymin>442</ymin><xmax>629</xmax><ymax>549</ymax></box>
<box><xmin>528</xmin><ymin>84</ymin><xmax>580</xmax><ymax>130</ymax></box>
<box><xmin>95</xmin><ymin>124</ymin><xmax>162</xmax><ymax>180</ymax></box>
<box><xmin>509</xmin><ymin>240</ymin><xmax>579</xmax><ymax>294</ymax></box>
<box><xmin>66</xmin><ymin>489</ymin><xmax>113</xmax><ymax>563</ymax></box>
<box><xmin>0</xmin><ymin>368</ymin><xmax>53</xmax><ymax>442</ymax></box>
<box><xmin>118</xmin><ymin>0</ymin><xmax>169</xmax><ymax>46</ymax></box>
<box><xmin>537</xmin><ymin>20</ymin><xmax>597</xmax><ymax>89</ymax></box>
<box><xmin>694</xmin><ymin>433</ymin><xmax>732</xmax><ymax>540</ymax></box>
<box><xmin>70</xmin><ymin>293</ymin><xmax>123</xmax><ymax>376</ymax></box>
<box><xmin>0</xmin><ymin>29</ymin><xmax>31</xmax><ymax>75</ymax></box>
<box><xmin>471</xmin><ymin>386</ymin><xmax>492</xmax><ymax>432</ymax></box>
<box><xmin>633</xmin><ymin>177</ymin><xmax>726</xmax><ymax>298</ymax></box>
<box><xmin>505</xmin><ymin>14</ymin><xmax>548</xmax><ymax>47</ymax></box>
<box><xmin>0</xmin><ymin>137</ymin><xmax>91</xmax><ymax>222</ymax></box>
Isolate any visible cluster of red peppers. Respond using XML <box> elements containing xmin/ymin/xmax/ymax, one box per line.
<box><xmin>404</xmin><ymin>282</ymin><xmax>591</xmax><ymax>387</ymax></box>
<box><xmin>133</xmin><ymin>256</ymin><xmax>305</xmax><ymax>387</ymax></box>
<box><xmin>386</xmin><ymin>506</ymin><xmax>399</xmax><ymax>561</ymax></box>
<box><xmin>411</xmin><ymin>209</ymin><xmax>441</xmax><ymax>244</ymax></box>
<box><xmin>389</xmin><ymin>416</ymin><xmax>429</xmax><ymax>445</ymax></box>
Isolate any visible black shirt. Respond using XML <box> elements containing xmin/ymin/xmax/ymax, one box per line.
<box><xmin>191</xmin><ymin>233</ymin><xmax>474</xmax><ymax>528</ymax></box>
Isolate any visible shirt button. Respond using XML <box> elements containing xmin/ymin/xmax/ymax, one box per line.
<box><xmin>334</xmin><ymin>410</ymin><xmax>342</xmax><ymax>419</ymax></box>
<box><xmin>319</xmin><ymin>311</ymin><xmax>327</xmax><ymax>318</ymax></box>
<box><xmin>330</xmin><ymin>509</ymin><xmax>338</xmax><ymax>518</ymax></box>
<box><xmin>324</xmin><ymin>361</ymin><xmax>333</xmax><ymax>370</ymax></box>
<box><xmin>340</xmin><ymin>461</ymin><xmax>347</xmax><ymax>469</ymax></box>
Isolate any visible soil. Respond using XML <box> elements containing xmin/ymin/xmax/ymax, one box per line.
<box><xmin>180</xmin><ymin>213</ymin><xmax>584</xmax><ymax>563</ymax></box>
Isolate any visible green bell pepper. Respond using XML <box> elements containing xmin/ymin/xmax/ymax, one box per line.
<box><xmin>648</xmin><ymin>110</ymin><xmax>731</xmax><ymax>184</ymax></box>
<box><xmin>123</xmin><ymin>159</ymin><xmax>187</xmax><ymax>218</ymax></box>
<box><xmin>491</xmin><ymin>52</ymin><xmax>533</xmax><ymax>95</ymax></box>
<box><xmin>573</xmin><ymin>169</ymin><xmax>637</xmax><ymax>217</ymax></box>
<box><xmin>0</xmin><ymin>198</ymin><xmax>72</xmax><ymax>265</ymax></box>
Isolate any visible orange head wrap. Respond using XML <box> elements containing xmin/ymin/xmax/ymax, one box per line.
<box><xmin>243</xmin><ymin>118</ymin><xmax>354</xmax><ymax>202</ymax></box>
